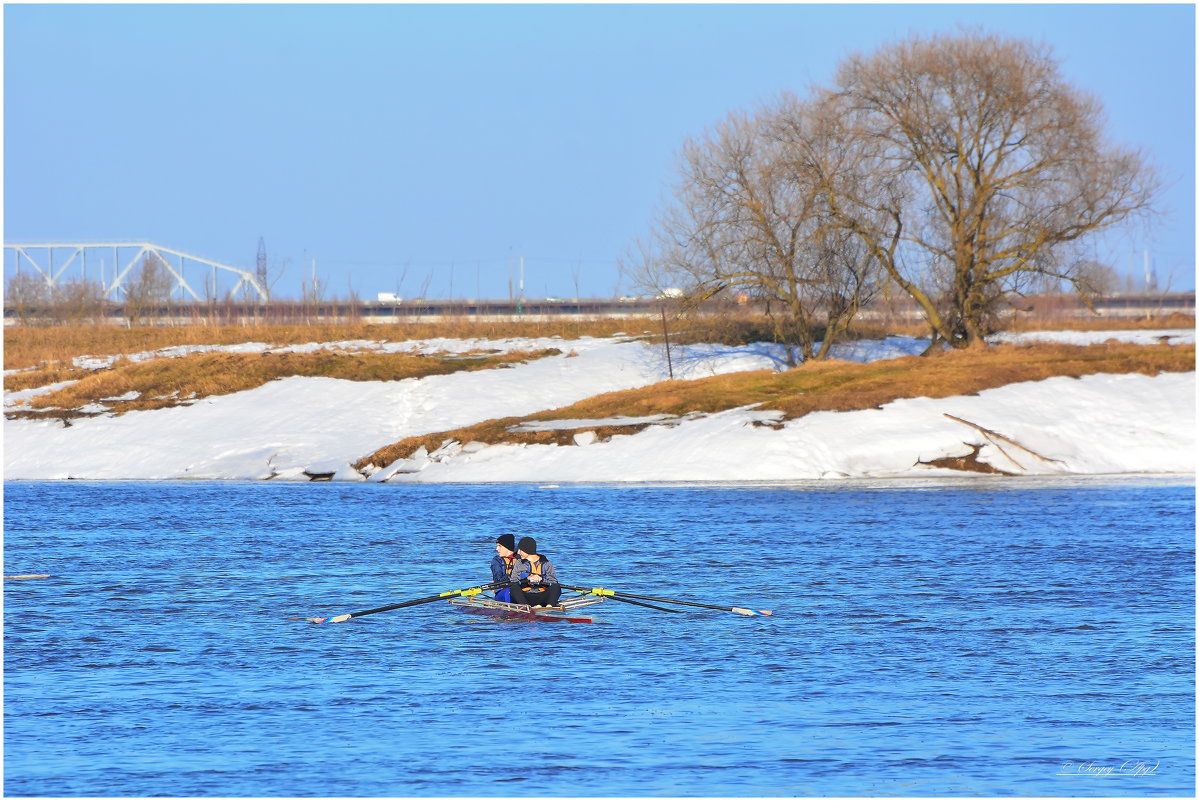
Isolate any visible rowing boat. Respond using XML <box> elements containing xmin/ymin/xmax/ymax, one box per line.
<box><xmin>306</xmin><ymin>583</ymin><xmax>770</xmax><ymax>625</ymax></box>
<box><xmin>449</xmin><ymin>592</ymin><xmax>604</xmax><ymax>623</ymax></box>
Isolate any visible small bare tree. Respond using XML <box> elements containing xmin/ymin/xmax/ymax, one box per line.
<box><xmin>345</xmin><ymin>278</ymin><xmax>363</xmax><ymax>325</ymax></box>
<box><xmin>630</xmin><ymin>100</ymin><xmax>883</xmax><ymax>365</ymax></box>
<box><xmin>301</xmin><ymin>274</ymin><xmax>324</xmax><ymax>325</ymax></box>
<box><xmin>5</xmin><ymin>271</ymin><xmax>51</xmax><ymax>325</ymax></box>
<box><xmin>822</xmin><ymin>31</ymin><xmax>1159</xmax><ymax>348</ymax></box>
<box><xmin>51</xmin><ymin>277</ymin><xmax>109</xmax><ymax>326</ymax></box>
<box><xmin>123</xmin><ymin>252</ymin><xmax>174</xmax><ymax>326</ymax></box>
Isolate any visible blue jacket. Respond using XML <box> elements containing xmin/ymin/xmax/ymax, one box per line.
<box><xmin>490</xmin><ymin>554</ymin><xmax>519</xmax><ymax>584</ymax></box>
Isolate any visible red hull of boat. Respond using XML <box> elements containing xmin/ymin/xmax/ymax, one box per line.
<box><xmin>453</xmin><ymin>603</ymin><xmax>595</xmax><ymax>624</ymax></box>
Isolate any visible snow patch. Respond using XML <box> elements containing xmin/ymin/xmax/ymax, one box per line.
<box><xmin>5</xmin><ymin>331</ymin><xmax>1193</xmax><ymax>482</ymax></box>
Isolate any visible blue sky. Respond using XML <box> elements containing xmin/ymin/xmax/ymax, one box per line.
<box><xmin>4</xmin><ymin>3</ymin><xmax>1195</xmax><ymax>299</ymax></box>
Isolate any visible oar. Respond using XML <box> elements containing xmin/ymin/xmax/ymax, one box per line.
<box><xmin>600</xmin><ymin>594</ymin><xmax>683</xmax><ymax>613</ymax></box>
<box><xmin>561</xmin><ymin>584</ymin><xmax>772</xmax><ymax>616</ymax></box>
<box><xmin>306</xmin><ymin>581</ymin><xmax>505</xmax><ymax>624</ymax></box>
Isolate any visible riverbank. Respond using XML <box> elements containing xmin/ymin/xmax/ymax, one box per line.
<box><xmin>3</xmin><ymin>329</ymin><xmax>1193</xmax><ymax>481</ymax></box>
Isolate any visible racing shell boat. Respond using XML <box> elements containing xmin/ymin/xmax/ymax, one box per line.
<box><xmin>306</xmin><ymin>583</ymin><xmax>769</xmax><ymax>626</ymax></box>
<box><xmin>449</xmin><ymin>591</ymin><xmax>604</xmax><ymax>623</ymax></box>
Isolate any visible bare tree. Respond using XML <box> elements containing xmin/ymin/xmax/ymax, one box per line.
<box><xmin>301</xmin><ymin>269</ymin><xmax>325</xmax><ymax>326</ymax></box>
<box><xmin>123</xmin><ymin>251</ymin><xmax>174</xmax><ymax>326</ymax></box>
<box><xmin>629</xmin><ymin>100</ymin><xmax>883</xmax><ymax>365</ymax></box>
<box><xmin>1072</xmin><ymin>260</ymin><xmax>1122</xmax><ymax>299</ymax></box>
<box><xmin>345</xmin><ymin>278</ymin><xmax>363</xmax><ymax>325</ymax></box>
<box><xmin>820</xmin><ymin>31</ymin><xmax>1159</xmax><ymax>348</ymax></box>
<box><xmin>5</xmin><ymin>271</ymin><xmax>51</xmax><ymax>325</ymax></box>
<box><xmin>52</xmin><ymin>277</ymin><xmax>109</xmax><ymax>326</ymax></box>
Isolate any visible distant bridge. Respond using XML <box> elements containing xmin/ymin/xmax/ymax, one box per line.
<box><xmin>3</xmin><ymin>242</ymin><xmax>268</xmax><ymax>302</ymax></box>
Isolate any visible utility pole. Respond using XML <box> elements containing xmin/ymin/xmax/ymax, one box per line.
<box><xmin>661</xmin><ymin>306</ymin><xmax>674</xmax><ymax>380</ymax></box>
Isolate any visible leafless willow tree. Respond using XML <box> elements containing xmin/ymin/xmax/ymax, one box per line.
<box><xmin>811</xmin><ymin>31</ymin><xmax>1160</xmax><ymax>348</ymax></box>
<box><xmin>633</xmin><ymin>31</ymin><xmax>1160</xmax><ymax>356</ymax></box>
<box><xmin>629</xmin><ymin>102</ymin><xmax>883</xmax><ymax>365</ymax></box>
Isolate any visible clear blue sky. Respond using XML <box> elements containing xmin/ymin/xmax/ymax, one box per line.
<box><xmin>4</xmin><ymin>3</ymin><xmax>1195</xmax><ymax>299</ymax></box>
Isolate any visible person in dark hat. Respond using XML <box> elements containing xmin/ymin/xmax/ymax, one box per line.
<box><xmin>490</xmin><ymin>534</ymin><xmax>519</xmax><ymax>603</ymax></box>
<box><xmin>509</xmin><ymin>536</ymin><xmax>561</xmax><ymax>607</ymax></box>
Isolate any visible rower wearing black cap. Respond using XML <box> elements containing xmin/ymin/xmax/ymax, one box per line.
<box><xmin>490</xmin><ymin>534</ymin><xmax>520</xmax><ymax>603</ymax></box>
<box><xmin>509</xmin><ymin>536</ymin><xmax>562</xmax><ymax>607</ymax></box>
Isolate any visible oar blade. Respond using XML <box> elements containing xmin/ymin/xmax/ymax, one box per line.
<box><xmin>732</xmin><ymin>607</ymin><xmax>773</xmax><ymax>616</ymax></box>
<box><xmin>305</xmin><ymin>612</ymin><xmax>358</xmax><ymax>624</ymax></box>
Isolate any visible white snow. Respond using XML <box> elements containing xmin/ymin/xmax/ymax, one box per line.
<box><xmin>510</xmin><ymin>415</ymin><xmax>685</xmax><ymax>432</ymax></box>
<box><xmin>989</xmin><ymin>328</ymin><xmax>1194</xmax><ymax>347</ymax></box>
<box><xmin>67</xmin><ymin>334</ymin><xmax>615</xmax><ymax>372</ymax></box>
<box><xmin>3</xmin><ymin>331</ymin><xmax>1193</xmax><ymax>482</ymax></box>
<box><xmin>5</xmin><ymin>380</ymin><xmax>79</xmax><ymax>410</ymax></box>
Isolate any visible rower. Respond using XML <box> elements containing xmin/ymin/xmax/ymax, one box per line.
<box><xmin>490</xmin><ymin>534</ymin><xmax>519</xmax><ymax>603</ymax></box>
<box><xmin>509</xmin><ymin>536</ymin><xmax>562</xmax><ymax>608</ymax></box>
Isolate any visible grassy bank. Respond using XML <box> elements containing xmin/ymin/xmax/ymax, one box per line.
<box><xmin>9</xmin><ymin>348</ymin><xmax>562</xmax><ymax>418</ymax></box>
<box><xmin>1</xmin><ymin>319</ymin><xmax>633</xmax><ymax>371</ymax></box>
<box><xmin>5</xmin><ymin>312</ymin><xmax>1192</xmax><ymax>371</ymax></box>
<box><xmin>357</xmin><ymin>341</ymin><xmax>1195</xmax><ymax>469</ymax></box>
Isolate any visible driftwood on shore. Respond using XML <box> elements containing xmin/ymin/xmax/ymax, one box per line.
<box><xmin>943</xmin><ymin>413</ymin><xmax>1066</xmax><ymax>472</ymax></box>
<box><xmin>916</xmin><ymin>413</ymin><xmax>1070</xmax><ymax>475</ymax></box>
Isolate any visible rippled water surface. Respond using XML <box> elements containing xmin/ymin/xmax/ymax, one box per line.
<box><xmin>4</xmin><ymin>478</ymin><xmax>1194</xmax><ymax>796</ymax></box>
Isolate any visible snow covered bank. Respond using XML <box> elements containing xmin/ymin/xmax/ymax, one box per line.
<box><xmin>990</xmin><ymin>328</ymin><xmax>1194</xmax><ymax>347</ymax></box>
<box><xmin>3</xmin><ymin>332</ymin><xmax>1193</xmax><ymax>482</ymax></box>
<box><xmin>3</xmin><ymin>337</ymin><xmax>780</xmax><ymax>480</ymax></box>
<box><xmin>378</xmin><ymin>372</ymin><xmax>1194</xmax><ymax>482</ymax></box>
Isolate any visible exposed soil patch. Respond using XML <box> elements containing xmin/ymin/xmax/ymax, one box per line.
<box><xmin>918</xmin><ymin>445</ymin><xmax>1013</xmax><ymax>475</ymax></box>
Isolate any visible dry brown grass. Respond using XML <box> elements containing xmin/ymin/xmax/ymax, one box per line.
<box><xmin>4</xmin><ymin>363</ymin><xmax>95</xmax><ymax>393</ymax></box>
<box><xmin>6</xmin><ymin>314</ymin><xmax>1190</xmax><ymax>370</ymax></box>
<box><xmin>662</xmin><ymin>310</ymin><xmax>1194</xmax><ymax>346</ymax></box>
<box><xmin>847</xmin><ymin>312</ymin><xmax>1194</xmax><ymax>340</ymax></box>
<box><xmin>16</xmin><ymin>348</ymin><xmax>560</xmax><ymax>416</ymax></box>
<box><xmin>357</xmin><ymin>341</ymin><xmax>1195</xmax><ymax>469</ymax></box>
<box><xmin>2</xmin><ymin>319</ymin><xmax>641</xmax><ymax>371</ymax></box>
<box><xmin>1001</xmin><ymin>311</ymin><xmax>1194</xmax><ymax>333</ymax></box>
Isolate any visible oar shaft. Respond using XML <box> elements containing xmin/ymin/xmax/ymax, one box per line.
<box><xmin>351</xmin><ymin>582</ymin><xmax>506</xmax><ymax>617</ymax></box>
<box><xmin>602</xmin><ymin>595</ymin><xmax>683</xmax><ymax>614</ymax></box>
<box><xmin>347</xmin><ymin>594</ymin><xmax>448</xmax><ymax>618</ymax></box>
<box><xmin>560</xmin><ymin>584</ymin><xmax>771</xmax><ymax>616</ymax></box>
<box><xmin>309</xmin><ymin>581</ymin><xmax>505</xmax><ymax>623</ymax></box>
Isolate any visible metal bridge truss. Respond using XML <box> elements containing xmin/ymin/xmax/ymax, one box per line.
<box><xmin>4</xmin><ymin>243</ymin><xmax>268</xmax><ymax>302</ymax></box>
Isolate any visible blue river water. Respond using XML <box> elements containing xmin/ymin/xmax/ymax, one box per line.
<box><xmin>3</xmin><ymin>477</ymin><xmax>1194</xmax><ymax>797</ymax></box>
